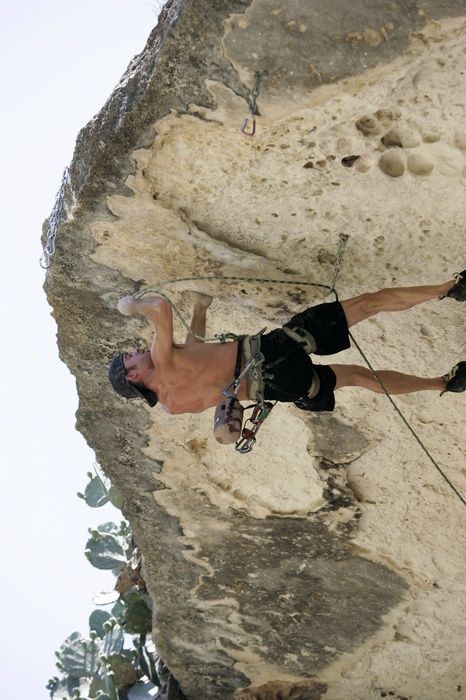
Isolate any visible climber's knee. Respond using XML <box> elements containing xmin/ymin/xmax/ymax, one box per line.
<box><xmin>340</xmin><ymin>293</ymin><xmax>375</xmax><ymax>327</ymax></box>
<box><xmin>332</xmin><ymin>364</ymin><xmax>371</xmax><ymax>390</ymax></box>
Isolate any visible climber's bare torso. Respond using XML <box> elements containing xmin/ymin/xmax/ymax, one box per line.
<box><xmin>158</xmin><ymin>342</ymin><xmax>247</xmax><ymax>413</ymax></box>
<box><xmin>118</xmin><ymin>295</ymin><xmax>248</xmax><ymax>414</ymax></box>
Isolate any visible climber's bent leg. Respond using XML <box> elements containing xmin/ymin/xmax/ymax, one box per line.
<box><xmin>340</xmin><ymin>279</ymin><xmax>455</xmax><ymax>328</ymax></box>
<box><xmin>331</xmin><ymin>364</ymin><xmax>444</xmax><ymax>394</ymax></box>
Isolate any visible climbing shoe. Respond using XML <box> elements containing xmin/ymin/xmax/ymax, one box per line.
<box><xmin>440</xmin><ymin>361</ymin><xmax>466</xmax><ymax>395</ymax></box>
<box><xmin>443</xmin><ymin>270</ymin><xmax>466</xmax><ymax>301</ymax></box>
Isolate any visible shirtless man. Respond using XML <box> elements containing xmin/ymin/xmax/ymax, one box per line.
<box><xmin>108</xmin><ymin>273</ymin><xmax>466</xmax><ymax>415</ymax></box>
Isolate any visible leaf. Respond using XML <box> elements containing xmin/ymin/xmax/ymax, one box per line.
<box><xmin>121</xmin><ymin>591</ymin><xmax>152</xmax><ymax>635</ymax></box>
<box><xmin>89</xmin><ymin>610</ymin><xmax>112</xmax><ymax>638</ymax></box>
<box><xmin>89</xmin><ymin>675</ymin><xmax>107</xmax><ymax>697</ymax></box>
<box><xmin>56</xmin><ymin>633</ymin><xmax>101</xmax><ymax>677</ymax></box>
<box><xmin>83</xmin><ymin>475</ymin><xmax>109</xmax><ymax>508</ymax></box>
<box><xmin>47</xmin><ymin>675</ymin><xmax>81</xmax><ymax>699</ymax></box>
<box><xmin>85</xmin><ymin>532</ymin><xmax>128</xmax><ymax>570</ymax></box>
<box><xmin>134</xmin><ymin>640</ymin><xmax>160</xmax><ymax>688</ymax></box>
<box><xmin>96</xmin><ymin>522</ymin><xmax>122</xmax><ymax>536</ymax></box>
<box><xmin>110</xmin><ymin>598</ymin><xmax>126</xmax><ymax>622</ymax></box>
<box><xmin>115</xmin><ymin>566</ymin><xmax>136</xmax><ymax>595</ymax></box>
<box><xmin>101</xmin><ymin>623</ymin><xmax>125</xmax><ymax>657</ymax></box>
<box><xmin>107</xmin><ymin>653</ymin><xmax>140</xmax><ymax>687</ymax></box>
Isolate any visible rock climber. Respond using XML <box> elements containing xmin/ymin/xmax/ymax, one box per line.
<box><xmin>108</xmin><ymin>274</ymin><xmax>466</xmax><ymax>416</ymax></box>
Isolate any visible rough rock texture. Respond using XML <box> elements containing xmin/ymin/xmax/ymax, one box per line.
<box><xmin>378</xmin><ymin>150</ymin><xmax>406</xmax><ymax>177</ymax></box>
<box><xmin>44</xmin><ymin>1</ymin><xmax>466</xmax><ymax>699</ymax></box>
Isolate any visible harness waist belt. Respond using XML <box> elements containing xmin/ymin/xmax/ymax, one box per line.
<box><xmin>242</xmin><ymin>331</ymin><xmax>266</xmax><ymax>402</ymax></box>
<box><xmin>234</xmin><ymin>337</ymin><xmax>244</xmax><ymax>380</ymax></box>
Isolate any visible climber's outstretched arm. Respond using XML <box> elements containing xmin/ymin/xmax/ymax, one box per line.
<box><xmin>185</xmin><ymin>293</ymin><xmax>213</xmax><ymax>345</ymax></box>
<box><xmin>118</xmin><ymin>295</ymin><xmax>174</xmax><ymax>366</ymax></box>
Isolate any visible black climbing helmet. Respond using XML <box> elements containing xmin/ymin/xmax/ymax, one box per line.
<box><xmin>108</xmin><ymin>353</ymin><xmax>158</xmax><ymax>407</ymax></box>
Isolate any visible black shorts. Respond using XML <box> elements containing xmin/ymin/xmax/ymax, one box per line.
<box><xmin>283</xmin><ymin>299</ymin><xmax>350</xmax><ymax>356</ymax></box>
<box><xmin>259</xmin><ymin>300</ymin><xmax>349</xmax><ymax>411</ymax></box>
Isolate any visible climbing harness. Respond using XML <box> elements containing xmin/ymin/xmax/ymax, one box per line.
<box><xmin>216</xmin><ymin>333</ymin><xmax>275</xmax><ymax>453</ymax></box>
<box><xmin>214</xmin><ymin>335</ymin><xmax>274</xmax><ymax>452</ymax></box>
<box><xmin>241</xmin><ymin>71</ymin><xmax>264</xmax><ymax>137</ymax></box>
<box><xmin>216</xmin><ymin>235</ymin><xmax>348</xmax><ymax>448</ymax></box>
<box><xmin>222</xmin><ymin>335</ymin><xmax>265</xmax><ymax>400</ymax></box>
<box><xmin>40</xmin><ymin>167</ymin><xmax>69</xmax><ymax>270</ymax></box>
<box><xmin>221</xmin><ymin>327</ymin><xmax>314</xmax><ymax>451</ymax></box>
<box><xmin>214</xmin><ymin>337</ymin><xmax>247</xmax><ymax>445</ymax></box>
<box><xmin>239</xmin><ymin>330</ymin><xmax>267</xmax><ymax>403</ymax></box>
<box><xmin>216</xmin><ymin>236</ymin><xmax>348</xmax><ymax>452</ymax></box>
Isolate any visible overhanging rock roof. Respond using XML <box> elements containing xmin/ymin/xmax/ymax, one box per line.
<box><xmin>44</xmin><ymin>1</ymin><xmax>466</xmax><ymax>698</ymax></box>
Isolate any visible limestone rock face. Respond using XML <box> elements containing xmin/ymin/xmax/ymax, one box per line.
<box><xmin>381</xmin><ymin>125</ymin><xmax>421</xmax><ymax>148</ymax></box>
<box><xmin>43</xmin><ymin>1</ymin><xmax>466</xmax><ymax>699</ymax></box>
<box><xmin>407</xmin><ymin>152</ymin><xmax>434</xmax><ymax>176</ymax></box>
<box><xmin>378</xmin><ymin>150</ymin><xmax>406</xmax><ymax>177</ymax></box>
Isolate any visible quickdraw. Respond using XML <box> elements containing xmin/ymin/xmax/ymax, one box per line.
<box><xmin>240</xmin><ymin>71</ymin><xmax>263</xmax><ymax>137</ymax></box>
<box><xmin>235</xmin><ymin>401</ymin><xmax>275</xmax><ymax>454</ymax></box>
<box><xmin>222</xmin><ymin>353</ymin><xmax>262</xmax><ymax>399</ymax></box>
<box><xmin>40</xmin><ymin>167</ymin><xmax>70</xmax><ymax>270</ymax></box>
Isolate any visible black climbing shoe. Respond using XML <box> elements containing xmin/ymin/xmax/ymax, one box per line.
<box><xmin>440</xmin><ymin>361</ymin><xmax>466</xmax><ymax>395</ymax></box>
<box><xmin>443</xmin><ymin>270</ymin><xmax>466</xmax><ymax>301</ymax></box>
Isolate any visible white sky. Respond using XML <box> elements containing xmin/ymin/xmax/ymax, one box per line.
<box><xmin>0</xmin><ymin>1</ymin><xmax>158</xmax><ymax>697</ymax></box>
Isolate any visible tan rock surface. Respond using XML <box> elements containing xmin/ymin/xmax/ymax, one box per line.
<box><xmin>378</xmin><ymin>150</ymin><xmax>406</xmax><ymax>177</ymax></box>
<box><xmin>43</xmin><ymin>2</ymin><xmax>466</xmax><ymax>698</ymax></box>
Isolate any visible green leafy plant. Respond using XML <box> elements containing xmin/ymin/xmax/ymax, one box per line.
<box><xmin>48</xmin><ymin>468</ymin><xmax>187</xmax><ymax>699</ymax></box>
<box><xmin>77</xmin><ymin>471</ymin><xmax>123</xmax><ymax>511</ymax></box>
<box><xmin>85</xmin><ymin>521</ymin><xmax>133</xmax><ymax>572</ymax></box>
<box><xmin>47</xmin><ymin>470</ymin><xmax>161</xmax><ymax>700</ymax></box>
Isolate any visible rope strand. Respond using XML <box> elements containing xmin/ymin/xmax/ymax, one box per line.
<box><xmin>132</xmin><ymin>239</ymin><xmax>465</xmax><ymax>507</ymax></box>
<box><xmin>134</xmin><ymin>276</ymin><xmax>337</xmax><ymax>342</ymax></box>
<box><xmin>348</xmin><ymin>330</ymin><xmax>466</xmax><ymax>507</ymax></box>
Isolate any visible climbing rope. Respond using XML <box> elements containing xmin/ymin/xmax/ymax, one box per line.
<box><xmin>134</xmin><ymin>233</ymin><xmax>348</xmax><ymax>341</ymax></box>
<box><xmin>134</xmin><ymin>275</ymin><xmax>338</xmax><ymax>342</ymax></box>
<box><xmin>40</xmin><ymin>167</ymin><xmax>69</xmax><ymax>270</ymax></box>
<box><xmin>133</xmin><ymin>234</ymin><xmax>465</xmax><ymax>507</ymax></box>
<box><xmin>347</xmin><ymin>331</ymin><xmax>466</xmax><ymax>508</ymax></box>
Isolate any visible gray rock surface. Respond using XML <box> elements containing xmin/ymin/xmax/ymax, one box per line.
<box><xmin>43</xmin><ymin>1</ymin><xmax>466</xmax><ymax>698</ymax></box>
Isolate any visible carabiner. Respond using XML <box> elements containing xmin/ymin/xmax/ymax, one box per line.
<box><xmin>234</xmin><ymin>401</ymin><xmax>274</xmax><ymax>453</ymax></box>
<box><xmin>241</xmin><ymin>116</ymin><xmax>256</xmax><ymax>137</ymax></box>
<box><xmin>235</xmin><ymin>430</ymin><xmax>256</xmax><ymax>453</ymax></box>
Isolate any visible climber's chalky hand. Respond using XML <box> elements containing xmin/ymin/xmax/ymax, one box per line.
<box><xmin>117</xmin><ymin>295</ymin><xmax>137</xmax><ymax>316</ymax></box>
